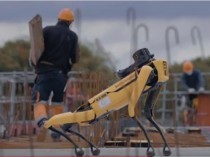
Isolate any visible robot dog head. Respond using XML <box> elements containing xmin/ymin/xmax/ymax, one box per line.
<box><xmin>117</xmin><ymin>48</ymin><xmax>154</xmax><ymax>79</ymax></box>
<box><xmin>133</xmin><ymin>48</ymin><xmax>154</xmax><ymax>68</ymax></box>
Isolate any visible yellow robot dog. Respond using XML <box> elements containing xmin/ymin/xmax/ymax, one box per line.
<box><xmin>44</xmin><ymin>48</ymin><xmax>171</xmax><ymax>157</ymax></box>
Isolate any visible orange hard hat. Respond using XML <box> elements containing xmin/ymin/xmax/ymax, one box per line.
<box><xmin>58</xmin><ymin>8</ymin><xmax>74</xmax><ymax>22</ymax></box>
<box><xmin>183</xmin><ymin>61</ymin><xmax>194</xmax><ymax>73</ymax></box>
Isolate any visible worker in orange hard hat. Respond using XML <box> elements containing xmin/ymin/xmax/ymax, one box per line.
<box><xmin>182</xmin><ymin>61</ymin><xmax>194</xmax><ymax>74</ymax></box>
<box><xmin>182</xmin><ymin>60</ymin><xmax>204</xmax><ymax>92</ymax></box>
<box><xmin>181</xmin><ymin>60</ymin><xmax>205</xmax><ymax>126</ymax></box>
<box><xmin>58</xmin><ymin>8</ymin><xmax>74</xmax><ymax>22</ymax></box>
<box><xmin>31</xmin><ymin>8</ymin><xmax>80</xmax><ymax>141</ymax></box>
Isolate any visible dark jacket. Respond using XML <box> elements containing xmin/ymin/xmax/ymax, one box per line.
<box><xmin>181</xmin><ymin>70</ymin><xmax>204</xmax><ymax>91</ymax></box>
<box><xmin>35</xmin><ymin>21</ymin><xmax>79</xmax><ymax>75</ymax></box>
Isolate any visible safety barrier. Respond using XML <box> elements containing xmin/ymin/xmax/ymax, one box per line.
<box><xmin>0</xmin><ymin>71</ymin><xmax>111</xmax><ymax>145</ymax></box>
<box><xmin>0</xmin><ymin>71</ymin><xmax>210</xmax><ymax>141</ymax></box>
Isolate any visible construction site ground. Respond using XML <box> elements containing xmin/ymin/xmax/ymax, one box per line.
<box><xmin>1</xmin><ymin>128</ymin><xmax>210</xmax><ymax>149</ymax></box>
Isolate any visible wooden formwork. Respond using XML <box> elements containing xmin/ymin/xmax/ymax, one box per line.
<box><xmin>28</xmin><ymin>14</ymin><xmax>44</xmax><ymax>65</ymax></box>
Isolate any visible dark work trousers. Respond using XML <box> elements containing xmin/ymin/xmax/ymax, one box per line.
<box><xmin>32</xmin><ymin>71</ymin><xmax>67</xmax><ymax>103</ymax></box>
<box><xmin>31</xmin><ymin>70</ymin><xmax>68</xmax><ymax>140</ymax></box>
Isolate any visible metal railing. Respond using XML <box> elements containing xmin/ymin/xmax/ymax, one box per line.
<box><xmin>0</xmin><ymin>71</ymin><xmax>210</xmax><ymax>138</ymax></box>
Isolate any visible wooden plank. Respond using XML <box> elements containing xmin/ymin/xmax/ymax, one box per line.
<box><xmin>130</xmin><ymin>140</ymin><xmax>152</xmax><ymax>147</ymax></box>
<box><xmin>197</xmin><ymin>94</ymin><xmax>210</xmax><ymax>126</ymax></box>
<box><xmin>28</xmin><ymin>14</ymin><xmax>44</xmax><ymax>65</ymax></box>
<box><xmin>104</xmin><ymin>140</ymin><xmax>127</xmax><ymax>147</ymax></box>
<box><xmin>187</xmin><ymin>127</ymin><xmax>201</xmax><ymax>134</ymax></box>
<box><xmin>122</xmin><ymin>131</ymin><xmax>138</xmax><ymax>137</ymax></box>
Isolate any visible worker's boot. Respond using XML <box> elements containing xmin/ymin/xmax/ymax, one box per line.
<box><xmin>34</xmin><ymin>103</ymin><xmax>49</xmax><ymax>142</ymax></box>
<box><xmin>49</xmin><ymin>105</ymin><xmax>64</xmax><ymax>142</ymax></box>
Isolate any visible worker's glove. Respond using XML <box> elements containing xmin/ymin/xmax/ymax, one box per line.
<box><xmin>37</xmin><ymin>117</ymin><xmax>48</xmax><ymax>128</ymax></box>
<box><xmin>188</xmin><ymin>88</ymin><xmax>195</xmax><ymax>93</ymax></box>
<box><xmin>199</xmin><ymin>87</ymin><xmax>205</xmax><ymax>92</ymax></box>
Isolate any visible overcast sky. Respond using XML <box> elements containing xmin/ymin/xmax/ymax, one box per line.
<box><xmin>0</xmin><ymin>1</ymin><xmax>210</xmax><ymax>69</ymax></box>
<box><xmin>1</xmin><ymin>1</ymin><xmax>210</xmax><ymax>21</ymax></box>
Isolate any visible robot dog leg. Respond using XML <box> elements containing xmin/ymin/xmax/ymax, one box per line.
<box><xmin>133</xmin><ymin>116</ymin><xmax>155</xmax><ymax>156</ymax></box>
<box><xmin>49</xmin><ymin>125</ymin><xmax>100</xmax><ymax>156</ymax></box>
<box><xmin>128</xmin><ymin>66</ymin><xmax>156</xmax><ymax>157</ymax></box>
<box><xmin>44</xmin><ymin>109</ymin><xmax>100</xmax><ymax>156</ymax></box>
<box><xmin>144</xmin><ymin>86</ymin><xmax>171</xmax><ymax>156</ymax></box>
<box><xmin>49</xmin><ymin>126</ymin><xmax>84</xmax><ymax>156</ymax></box>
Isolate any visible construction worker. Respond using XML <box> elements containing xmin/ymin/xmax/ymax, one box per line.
<box><xmin>181</xmin><ymin>60</ymin><xmax>205</xmax><ymax>126</ymax></box>
<box><xmin>31</xmin><ymin>8</ymin><xmax>80</xmax><ymax>141</ymax></box>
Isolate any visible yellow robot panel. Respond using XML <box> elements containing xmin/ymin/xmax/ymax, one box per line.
<box><xmin>153</xmin><ymin>59</ymin><xmax>169</xmax><ymax>82</ymax></box>
<box><xmin>88</xmin><ymin>71</ymin><xmax>137</xmax><ymax>117</ymax></box>
<box><xmin>44</xmin><ymin>110</ymin><xmax>95</xmax><ymax>128</ymax></box>
<box><xmin>89</xmin><ymin>65</ymin><xmax>153</xmax><ymax>118</ymax></box>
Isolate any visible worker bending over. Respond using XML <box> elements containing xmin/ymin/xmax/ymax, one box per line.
<box><xmin>181</xmin><ymin>60</ymin><xmax>205</xmax><ymax>126</ymax></box>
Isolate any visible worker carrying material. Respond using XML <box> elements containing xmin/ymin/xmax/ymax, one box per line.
<box><xmin>40</xmin><ymin>48</ymin><xmax>171</xmax><ymax>157</ymax></box>
<box><xmin>30</xmin><ymin>8</ymin><xmax>80</xmax><ymax>141</ymax></box>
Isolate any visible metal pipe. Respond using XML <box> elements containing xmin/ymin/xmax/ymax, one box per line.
<box><xmin>75</xmin><ymin>8</ymin><xmax>82</xmax><ymax>38</ymax></box>
<box><xmin>10</xmin><ymin>72</ymin><xmax>16</xmax><ymax>123</ymax></box>
<box><xmin>126</xmin><ymin>7</ymin><xmax>136</xmax><ymax>63</ymax></box>
<box><xmin>161</xmin><ymin>83</ymin><xmax>167</xmax><ymax>125</ymax></box>
<box><xmin>191</xmin><ymin>26</ymin><xmax>205</xmax><ymax>59</ymax></box>
<box><xmin>165</xmin><ymin>26</ymin><xmax>180</xmax><ymax>66</ymax></box>
<box><xmin>133</xmin><ymin>23</ymin><xmax>149</xmax><ymax>51</ymax></box>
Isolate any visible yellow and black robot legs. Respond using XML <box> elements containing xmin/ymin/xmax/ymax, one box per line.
<box><xmin>43</xmin><ymin>102</ymin><xmax>99</xmax><ymax>156</ymax></box>
<box><xmin>48</xmin><ymin>126</ymin><xmax>84</xmax><ymax>156</ymax></box>
<box><xmin>144</xmin><ymin>85</ymin><xmax>171</xmax><ymax>156</ymax></box>
<box><xmin>48</xmin><ymin>125</ymin><xmax>100</xmax><ymax>156</ymax></box>
<box><xmin>64</xmin><ymin>126</ymin><xmax>100</xmax><ymax>156</ymax></box>
<box><xmin>133</xmin><ymin>116</ymin><xmax>155</xmax><ymax>156</ymax></box>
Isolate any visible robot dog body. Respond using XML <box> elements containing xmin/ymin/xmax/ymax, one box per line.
<box><xmin>44</xmin><ymin>48</ymin><xmax>171</xmax><ymax>157</ymax></box>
